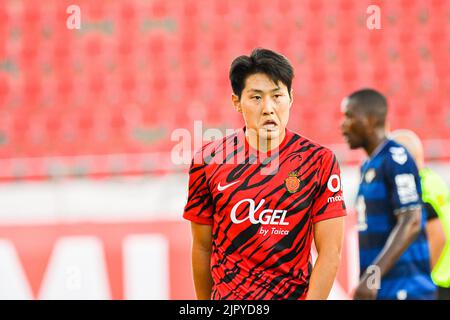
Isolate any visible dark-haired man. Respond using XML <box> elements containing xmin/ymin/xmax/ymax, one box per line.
<box><xmin>341</xmin><ymin>89</ymin><xmax>436</xmax><ymax>300</ymax></box>
<box><xmin>183</xmin><ymin>48</ymin><xmax>346</xmax><ymax>300</ymax></box>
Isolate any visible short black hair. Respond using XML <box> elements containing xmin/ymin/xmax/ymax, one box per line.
<box><xmin>229</xmin><ymin>48</ymin><xmax>294</xmax><ymax>99</ymax></box>
<box><xmin>348</xmin><ymin>88</ymin><xmax>387</xmax><ymax>126</ymax></box>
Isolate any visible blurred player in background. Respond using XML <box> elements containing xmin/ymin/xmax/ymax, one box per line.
<box><xmin>391</xmin><ymin>129</ymin><xmax>450</xmax><ymax>300</ymax></box>
<box><xmin>341</xmin><ymin>89</ymin><xmax>436</xmax><ymax>300</ymax></box>
<box><xmin>183</xmin><ymin>48</ymin><xmax>346</xmax><ymax>300</ymax></box>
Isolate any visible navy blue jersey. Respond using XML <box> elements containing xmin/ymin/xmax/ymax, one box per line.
<box><xmin>356</xmin><ymin>139</ymin><xmax>436</xmax><ymax>300</ymax></box>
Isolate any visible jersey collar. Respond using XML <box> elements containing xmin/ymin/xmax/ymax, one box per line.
<box><xmin>242</xmin><ymin>126</ymin><xmax>290</xmax><ymax>155</ymax></box>
<box><xmin>369</xmin><ymin>138</ymin><xmax>390</xmax><ymax>160</ymax></box>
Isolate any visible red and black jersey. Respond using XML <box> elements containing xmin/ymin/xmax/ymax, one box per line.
<box><xmin>183</xmin><ymin>127</ymin><xmax>346</xmax><ymax>300</ymax></box>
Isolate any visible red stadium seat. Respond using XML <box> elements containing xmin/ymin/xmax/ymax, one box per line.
<box><xmin>0</xmin><ymin>0</ymin><xmax>448</xmax><ymax>177</ymax></box>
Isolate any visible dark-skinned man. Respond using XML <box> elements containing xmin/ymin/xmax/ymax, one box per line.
<box><xmin>341</xmin><ymin>89</ymin><xmax>436</xmax><ymax>300</ymax></box>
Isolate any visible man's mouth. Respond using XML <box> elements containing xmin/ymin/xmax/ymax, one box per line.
<box><xmin>342</xmin><ymin>133</ymin><xmax>354</xmax><ymax>145</ymax></box>
<box><xmin>262</xmin><ymin>120</ymin><xmax>278</xmax><ymax>130</ymax></box>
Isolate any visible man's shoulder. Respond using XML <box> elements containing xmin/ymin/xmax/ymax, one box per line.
<box><xmin>191</xmin><ymin>128</ymin><xmax>242</xmax><ymax>167</ymax></box>
<box><xmin>208</xmin><ymin>129</ymin><xmax>240</xmax><ymax>151</ymax></box>
<box><xmin>378</xmin><ymin>139</ymin><xmax>416</xmax><ymax>168</ymax></box>
<box><xmin>287</xmin><ymin>129</ymin><xmax>333</xmax><ymax>158</ymax></box>
<box><xmin>360</xmin><ymin>140</ymin><xmax>403</xmax><ymax>180</ymax></box>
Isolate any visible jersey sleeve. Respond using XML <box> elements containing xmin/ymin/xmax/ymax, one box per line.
<box><xmin>311</xmin><ymin>149</ymin><xmax>347</xmax><ymax>223</ymax></box>
<box><xmin>183</xmin><ymin>157</ymin><xmax>214</xmax><ymax>225</ymax></box>
<box><xmin>383</xmin><ymin>146</ymin><xmax>422</xmax><ymax>215</ymax></box>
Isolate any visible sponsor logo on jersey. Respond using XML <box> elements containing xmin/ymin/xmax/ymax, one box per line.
<box><xmin>327</xmin><ymin>174</ymin><xmax>344</xmax><ymax>203</ymax></box>
<box><xmin>230</xmin><ymin>199</ymin><xmax>289</xmax><ymax>226</ymax></box>
<box><xmin>327</xmin><ymin>174</ymin><xmax>342</xmax><ymax>192</ymax></box>
<box><xmin>437</xmin><ymin>194</ymin><xmax>446</xmax><ymax>207</ymax></box>
<box><xmin>395</xmin><ymin>174</ymin><xmax>418</xmax><ymax>204</ymax></box>
<box><xmin>217</xmin><ymin>180</ymin><xmax>240</xmax><ymax>191</ymax></box>
<box><xmin>355</xmin><ymin>195</ymin><xmax>368</xmax><ymax>231</ymax></box>
<box><xmin>327</xmin><ymin>195</ymin><xmax>345</xmax><ymax>203</ymax></box>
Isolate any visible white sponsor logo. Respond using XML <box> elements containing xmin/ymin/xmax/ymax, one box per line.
<box><xmin>230</xmin><ymin>199</ymin><xmax>289</xmax><ymax>225</ymax></box>
<box><xmin>217</xmin><ymin>180</ymin><xmax>240</xmax><ymax>191</ymax></box>
<box><xmin>326</xmin><ymin>175</ymin><xmax>344</xmax><ymax>203</ymax></box>
<box><xmin>327</xmin><ymin>195</ymin><xmax>345</xmax><ymax>203</ymax></box>
<box><xmin>395</xmin><ymin>174</ymin><xmax>418</xmax><ymax>204</ymax></box>
<box><xmin>327</xmin><ymin>174</ymin><xmax>343</xmax><ymax>192</ymax></box>
<box><xmin>390</xmin><ymin>147</ymin><xmax>407</xmax><ymax>165</ymax></box>
<box><xmin>356</xmin><ymin>195</ymin><xmax>368</xmax><ymax>231</ymax></box>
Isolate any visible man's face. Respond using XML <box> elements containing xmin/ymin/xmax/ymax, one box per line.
<box><xmin>233</xmin><ymin>73</ymin><xmax>292</xmax><ymax>144</ymax></box>
<box><xmin>340</xmin><ymin>98</ymin><xmax>369</xmax><ymax>149</ymax></box>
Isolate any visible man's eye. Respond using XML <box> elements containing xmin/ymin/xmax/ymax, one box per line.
<box><xmin>252</xmin><ymin>96</ymin><xmax>261</xmax><ymax>100</ymax></box>
<box><xmin>274</xmin><ymin>94</ymin><xmax>282</xmax><ymax>98</ymax></box>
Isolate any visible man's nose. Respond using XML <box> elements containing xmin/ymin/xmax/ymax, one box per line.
<box><xmin>262</xmin><ymin>97</ymin><xmax>275</xmax><ymax>114</ymax></box>
<box><xmin>340</xmin><ymin>119</ymin><xmax>347</xmax><ymax>132</ymax></box>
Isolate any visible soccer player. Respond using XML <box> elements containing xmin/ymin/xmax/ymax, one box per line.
<box><xmin>183</xmin><ymin>48</ymin><xmax>346</xmax><ymax>300</ymax></box>
<box><xmin>391</xmin><ymin>129</ymin><xmax>450</xmax><ymax>300</ymax></box>
<box><xmin>340</xmin><ymin>89</ymin><xmax>436</xmax><ymax>300</ymax></box>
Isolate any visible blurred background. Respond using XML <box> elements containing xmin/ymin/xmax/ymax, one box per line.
<box><xmin>0</xmin><ymin>0</ymin><xmax>449</xmax><ymax>299</ymax></box>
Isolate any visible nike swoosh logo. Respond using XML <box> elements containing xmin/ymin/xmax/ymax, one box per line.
<box><xmin>217</xmin><ymin>180</ymin><xmax>240</xmax><ymax>191</ymax></box>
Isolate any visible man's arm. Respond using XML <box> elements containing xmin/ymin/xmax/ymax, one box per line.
<box><xmin>424</xmin><ymin>202</ymin><xmax>446</xmax><ymax>269</ymax></box>
<box><xmin>191</xmin><ymin>222</ymin><xmax>213</xmax><ymax>300</ymax></box>
<box><xmin>306</xmin><ymin>216</ymin><xmax>345</xmax><ymax>300</ymax></box>
<box><xmin>354</xmin><ymin>208</ymin><xmax>422</xmax><ymax>299</ymax></box>
<box><xmin>426</xmin><ymin>219</ymin><xmax>446</xmax><ymax>269</ymax></box>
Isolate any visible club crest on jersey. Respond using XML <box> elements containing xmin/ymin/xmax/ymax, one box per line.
<box><xmin>365</xmin><ymin>169</ymin><xmax>376</xmax><ymax>183</ymax></box>
<box><xmin>285</xmin><ymin>171</ymin><xmax>300</xmax><ymax>193</ymax></box>
<box><xmin>390</xmin><ymin>147</ymin><xmax>407</xmax><ymax>165</ymax></box>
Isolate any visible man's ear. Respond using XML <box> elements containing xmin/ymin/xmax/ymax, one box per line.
<box><xmin>232</xmin><ymin>94</ymin><xmax>242</xmax><ymax>113</ymax></box>
<box><xmin>366</xmin><ymin>114</ymin><xmax>380</xmax><ymax>129</ymax></box>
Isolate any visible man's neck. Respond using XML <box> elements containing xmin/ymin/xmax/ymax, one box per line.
<box><xmin>364</xmin><ymin>129</ymin><xmax>388</xmax><ymax>157</ymax></box>
<box><xmin>245</xmin><ymin>128</ymin><xmax>286</xmax><ymax>153</ymax></box>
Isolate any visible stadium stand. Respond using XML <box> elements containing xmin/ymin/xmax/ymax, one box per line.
<box><xmin>0</xmin><ymin>0</ymin><xmax>448</xmax><ymax>180</ymax></box>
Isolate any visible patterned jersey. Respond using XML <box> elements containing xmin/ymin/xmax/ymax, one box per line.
<box><xmin>356</xmin><ymin>139</ymin><xmax>436</xmax><ymax>300</ymax></box>
<box><xmin>183</xmin><ymin>127</ymin><xmax>346</xmax><ymax>300</ymax></box>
